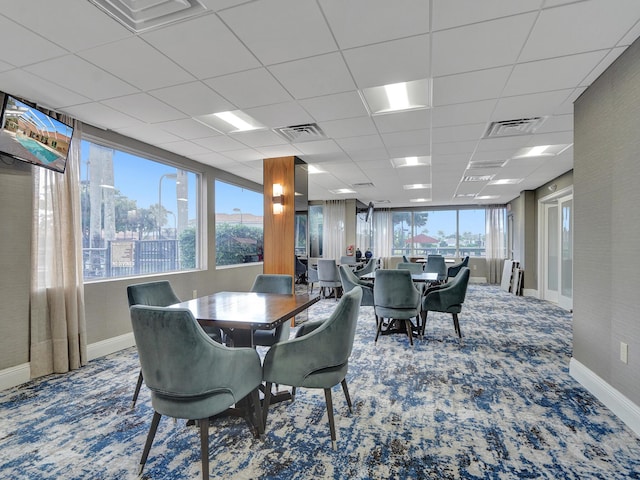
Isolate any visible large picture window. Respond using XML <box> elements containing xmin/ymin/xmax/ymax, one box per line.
<box><xmin>80</xmin><ymin>139</ymin><xmax>199</xmax><ymax>280</ymax></box>
<box><xmin>214</xmin><ymin>180</ymin><xmax>263</xmax><ymax>266</ymax></box>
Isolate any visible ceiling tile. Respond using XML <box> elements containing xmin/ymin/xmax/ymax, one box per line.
<box><xmin>190</xmin><ymin>151</ymin><xmax>239</xmax><ymax>167</ymax></box>
<box><xmin>141</xmin><ymin>14</ymin><xmax>259</xmax><ymax>78</ymax></box>
<box><xmin>293</xmin><ymin>140</ymin><xmax>343</xmax><ymax>155</ymax></box>
<box><xmin>192</xmin><ymin>135</ymin><xmax>248</xmax><ymax>152</ymax></box>
<box><xmin>432</xmin><ymin>0</ymin><xmax>543</xmax><ymax>31</ymax></box>
<box><xmin>149</xmin><ymin>81</ymin><xmax>233</xmax><ymax>116</ymax></box>
<box><xmin>503</xmin><ymin>50</ymin><xmax>608</xmax><ymax>96</ymax></box>
<box><xmin>102</xmin><ymin>93</ymin><xmax>187</xmax><ymax>123</ymax></box>
<box><xmin>431</xmin><ymin>123</ymin><xmax>486</xmax><ymax>144</ymax></box>
<box><xmin>79</xmin><ymin>37</ymin><xmax>194</xmax><ymax>91</ymax></box>
<box><xmin>1</xmin><ymin>0</ymin><xmax>131</xmax><ymax>52</ymax></box>
<box><xmin>0</xmin><ymin>16</ymin><xmax>68</xmax><ymax>66</ymax></box>
<box><xmin>336</xmin><ymin>135</ymin><xmax>385</xmax><ymax>153</ymax></box>
<box><xmin>0</xmin><ymin>70</ymin><xmax>90</xmax><ymax>109</ymax></box>
<box><xmin>24</xmin><ymin>55</ymin><xmax>139</xmax><ymax>101</ymax></box>
<box><xmin>300</xmin><ymin>91</ymin><xmax>368</xmax><ymax>122</ymax></box>
<box><xmin>381</xmin><ymin>129</ymin><xmax>430</xmax><ymax>148</ymax></box>
<box><xmin>319</xmin><ymin>0</ymin><xmax>429</xmax><ymax>49</ymax></box>
<box><xmin>63</xmin><ymin>102</ymin><xmax>140</xmax><ymax>130</ymax></box>
<box><xmin>580</xmin><ymin>47</ymin><xmax>628</xmax><ymax>87</ymax></box>
<box><xmin>205</xmin><ymin>68</ymin><xmax>293</xmax><ymax>109</ymax></box>
<box><xmin>431</xmin><ymin>13</ymin><xmax>537</xmax><ymax>77</ymax></box>
<box><xmin>154</xmin><ymin>118</ymin><xmax>222</xmax><ymax>140</ymax></box>
<box><xmin>257</xmin><ymin>145</ymin><xmax>304</xmax><ymax>158</ymax></box>
<box><xmin>114</xmin><ymin>124</ymin><xmax>183</xmax><ymax>144</ymax></box>
<box><xmin>520</xmin><ymin>0</ymin><xmax>640</xmax><ymax>62</ymax></box>
<box><xmin>318</xmin><ymin>117</ymin><xmax>378</xmax><ymax>139</ymax></box>
<box><xmin>245</xmin><ymin>102</ymin><xmax>315</xmax><ymax>129</ymax></box>
<box><xmin>219</xmin><ymin>0</ymin><xmax>337</xmax><ymax>65</ymax></box>
<box><xmin>491</xmin><ymin>89</ymin><xmax>573</xmax><ymax>120</ymax></box>
<box><xmin>219</xmin><ymin>149</ymin><xmax>265</xmax><ymax>161</ymax></box>
<box><xmin>431</xmin><ymin>99</ymin><xmax>496</xmax><ymax>128</ymax></box>
<box><xmin>373</xmin><ymin>109</ymin><xmax>431</xmax><ymax>134</ymax></box>
<box><xmin>432</xmin><ymin>140</ymin><xmax>478</xmax><ymax>155</ymax></box>
<box><xmin>433</xmin><ymin>66</ymin><xmax>512</xmax><ymax>106</ymax></box>
<box><xmin>158</xmin><ymin>140</ymin><xmax>212</xmax><ymax>156</ymax></box>
<box><xmin>229</xmin><ymin>130</ymin><xmax>288</xmax><ymax>148</ymax></box>
<box><xmin>534</xmin><ymin>114</ymin><xmax>573</xmax><ymax>134</ymax></box>
<box><xmin>269</xmin><ymin>53</ymin><xmax>355</xmax><ymax>99</ymax></box>
<box><xmin>343</xmin><ymin>35</ymin><xmax>430</xmax><ymax>88</ymax></box>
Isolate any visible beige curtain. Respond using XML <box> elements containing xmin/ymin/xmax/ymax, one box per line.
<box><xmin>373</xmin><ymin>208</ymin><xmax>393</xmax><ymax>260</ymax></box>
<box><xmin>322</xmin><ymin>200</ymin><xmax>346</xmax><ymax>260</ymax></box>
<box><xmin>485</xmin><ymin>206</ymin><xmax>506</xmax><ymax>284</ymax></box>
<box><xmin>30</xmin><ymin>112</ymin><xmax>86</xmax><ymax>378</ymax></box>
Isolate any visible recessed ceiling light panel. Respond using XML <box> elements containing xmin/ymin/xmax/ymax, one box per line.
<box><xmin>194</xmin><ymin>110</ymin><xmax>264</xmax><ymax>133</ymax></box>
<box><xmin>329</xmin><ymin>188</ymin><xmax>356</xmax><ymax>194</ymax></box>
<box><xmin>403</xmin><ymin>184</ymin><xmax>431</xmax><ymax>190</ymax></box>
<box><xmin>390</xmin><ymin>155</ymin><xmax>431</xmax><ymax>168</ymax></box>
<box><xmin>488</xmin><ymin>178</ymin><xmax>523</xmax><ymax>185</ymax></box>
<box><xmin>512</xmin><ymin>143</ymin><xmax>572</xmax><ymax>159</ymax></box>
<box><xmin>361</xmin><ymin>78</ymin><xmax>431</xmax><ymax>115</ymax></box>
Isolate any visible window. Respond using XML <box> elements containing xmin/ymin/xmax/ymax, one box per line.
<box><xmin>294</xmin><ymin>213</ymin><xmax>307</xmax><ymax>256</ymax></box>
<box><xmin>80</xmin><ymin>139</ymin><xmax>199</xmax><ymax>280</ymax></box>
<box><xmin>214</xmin><ymin>180</ymin><xmax>263</xmax><ymax>266</ymax></box>
<box><xmin>389</xmin><ymin>208</ymin><xmax>497</xmax><ymax>257</ymax></box>
<box><xmin>309</xmin><ymin>205</ymin><xmax>323</xmax><ymax>257</ymax></box>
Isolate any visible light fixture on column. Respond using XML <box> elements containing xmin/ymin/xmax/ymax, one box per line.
<box><xmin>272</xmin><ymin>183</ymin><xmax>284</xmax><ymax>214</ymax></box>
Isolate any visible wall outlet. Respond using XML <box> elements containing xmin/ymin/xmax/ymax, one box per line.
<box><xmin>620</xmin><ymin>342</ymin><xmax>628</xmax><ymax>364</ymax></box>
<box><xmin>192</xmin><ymin>289</ymin><xmax>198</xmax><ymax>299</ymax></box>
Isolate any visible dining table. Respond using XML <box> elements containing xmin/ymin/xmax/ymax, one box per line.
<box><xmin>361</xmin><ymin>271</ymin><xmax>439</xmax><ymax>283</ymax></box>
<box><xmin>169</xmin><ymin>290</ymin><xmax>320</xmax><ymax>434</ymax></box>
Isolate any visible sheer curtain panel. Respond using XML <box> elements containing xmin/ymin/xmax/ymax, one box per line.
<box><xmin>30</xmin><ymin>114</ymin><xmax>87</xmax><ymax>378</ymax></box>
<box><xmin>373</xmin><ymin>209</ymin><xmax>392</xmax><ymax>261</ymax></box>
<box><xmin>485</xmin><ymin>206</ymin><xmax>506</xmax><ymax>284</ymax></box>
<box><xmin>322</xmin><ymin>200</ymin><xmax>346</xmax><ymax>261</ymax></box>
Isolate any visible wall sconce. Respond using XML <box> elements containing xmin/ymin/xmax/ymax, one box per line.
<box><xmin>272</xmin><ymin>183</ymin><xmax>284</xmax><ymax>214</ymax></box>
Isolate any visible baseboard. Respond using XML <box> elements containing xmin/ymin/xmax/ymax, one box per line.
<box><xmin>522</xmin><ymin>288</ymin><xmax>538</xmax><ymax>297</ymax></box>
<box><xmin>570</xmin><ymin>357</ymin><xmax>640</xmax><ymax>438</ymax></box>
<box><xmin>0</xmin><ymin>363</ymin><xmax>30</xmax><ymax>391</ymax></box>
<box><xmin>469</xmin><ymin>276</ymin><xmax>487</xmax><ymax>283</ymax></box>
<box><xmin>87</xmin><ymin>333</ymin><xmax>136</xmax><ymax>361</ymax></box>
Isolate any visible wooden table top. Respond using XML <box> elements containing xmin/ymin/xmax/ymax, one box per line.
<box><xmin>170</xmin><ymin>291</ymin><xmax>320</xmax><ymax>330</ymax></box>
<box><xmin>361</xmin><ymin>271</ymin><xmax>439</xmax><ymax>282</ymax></box>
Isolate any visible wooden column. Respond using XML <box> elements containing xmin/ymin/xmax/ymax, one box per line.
<box><xmin>263</xmin><ymin>156</ymin><xmax>295</xmax><ymax>284</ymax></box>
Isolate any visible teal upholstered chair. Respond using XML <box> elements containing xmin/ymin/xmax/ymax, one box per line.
<box><xmin>261</xmin><ymin>287</ymin><xmax>363</xmax><ymax>449</ymax></box>
<box><xmin>354</xmin><ymin>257</ymin><xmax>376</xmax><ymax>278</ymax></box>
<box><xmin>307</xmin><ymin>264</ymin><xmax>319</xmax><ymax>294</ymax></box>
<box><xmin>294</xmin><ymin>255</ymin><xmax>307</xmax><ymax>284</ymax></box>
<box><xmin>425</xmin><ymin>254</ymin><xmax>447</xmax><ymax>282</ymax></box>
<box><xmin>318</xmin><ymin>259</ymin><xmax>342</xmax><ymax>300</ymax></box>
<box><xmin>250</xmin><ymin>274</ymin><xmax>293</xmax><ymax>347</ymax></box>
<box><xmin>447</xmin><ymin>256</ymin><xmax>469</xmax><ymax>279</ymax></box>
<box><xmin>402</xmin><ymin>255</ymin><xmax>411</xmax><ymax>263</ymax></box>
<box><xmin>396</xmin><ymin>262</ymin><xmax>423</xmax><ymax>274</ymax></box>
<box><xmin>339</xmin><ymin>264</ymin><xmax>374</xmax><ymax>306</ymax></box>
<box><xmin>373</xmin><ymin>269</ymin><xmax>422</xmax><ymax>346</ymax></box>
<box><xmin>129</xmin><ymin>305</ymin><xmax>263</xmax><ymax>480</ymax></box>
<box><xmin>420</xmin><ymin>267</ymin><xmax>470</xmax><ymax>339</ymax></box>
<box><xmin>340</xmin><ymin>255</ymin><xmax>357</xmax><ymax>265</ymax></box>
<box><xmin>126</xmin><ymin>280</ymin><xmax>223</xmax><ymax>407</ymax></box>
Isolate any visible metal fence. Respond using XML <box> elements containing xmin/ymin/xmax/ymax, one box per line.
<box><xmin>83</xmin><ymin>239</ymin><xmax>179</xmax><ymax>280</ymax></box>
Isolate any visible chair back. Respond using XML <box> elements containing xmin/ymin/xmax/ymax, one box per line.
<box><xmin>424</xmin><ymin>267</ymin><xmax>471</xmax><ymax>313</ymax></box>
<box><xmin>307</xmin><ymin>265</ymin><xmax>319</xmax><ymax>283</ymax></box>
<box><xmin>318</xmin><ymin>259</ymin><xmax>340</xmax><ymax>283</ymax></box>
<box><xmin>340</xmin><ymin>255</ymin><xmax>356</xmax><ymax>265</ymax></box>
<box><xmin>450</xmin><ymin>266</ymin><xmax>471</xmax><ymax>305</ymax></box>
<box><xmin>251</xmin><ymin>274</ymin><xmax>293</xmax><ymax>295</ymax></box>
<box><xmin>447</xmin><ymin>256</ymin><xmax>469</xmax><ymax>278</ymax></box>
<box><xmin>354</xmin><ymin>257</ymin><xmax>376</xmax><ymax>277</ymax></box>
<box><xmin>295</xmin><ymin>255</ymin><xmax>307</xmax><ymax>275</ymax></box>
<box><xmin>425</xmin><ymin>255</ymin><xmax>447</xmax><ymax>279</ymax></box>
<box><xmin>373</xmin><ymin>269</ymin><xmax>420</xmax><ymax>310</ymax></box>
<box><xmin>127</xmin><ymin>280</ymin><xmax>180</xmax><ymax>307</ymax></box>
<box><xmin>339</xmin><ymin>265</ymin><xmax>374</xmax><ymax>306</ymax></box>
<box><xmin>402</xmin><ymin>255</ymin><xmax>410</xmax><ymax>263</ymax></box>
<box><xmin>397</xmin><ymin>262</ymin><xmax>423</xmax><ymax>274</ymax></box>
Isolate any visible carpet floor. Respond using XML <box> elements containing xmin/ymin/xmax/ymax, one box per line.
<box><xmin>1</xmin><ymin>284</ymin><xmax>639</xmax><ymax>479</ymax></box>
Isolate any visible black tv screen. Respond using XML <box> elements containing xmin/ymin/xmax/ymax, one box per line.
<box><xmin>0</xmin><ymin>94</ymin><xmax>74</xmax><ymax>173</ymax></box>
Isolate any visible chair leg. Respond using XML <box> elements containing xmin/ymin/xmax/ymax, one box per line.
<box><xmin>291</xmin><ymin>386</ymin><xmax>296</xmax><ymax>401</ymax></box>
<box><xmin>262</xmin><ymin>382</ymin><xmax>273</xmax><ymax>430</ymax></box>
<box><xmin>199</xmin><ymin>417</ymin><xmax>210</xmax><ymax>480</ymax></box>
<box><xmin>139</xmin><ymin>411</ymin><xmax>162</xmax><ymax>475</ymax></box>
<box><xmin>420</xmin><ymin>311</ymin><xmax>428</xmax><ymax>337</ymax></box>
<box><xmin>405</xmin><ymin>319</ymin><xmax>414</xmax><ymax>346</ymax></box>
<box><xmin>323</xmin><ymin>388</ymin><xmax>337</xmax><ymax>450</ymax></box>
<box><xmin>374</xmin><ymin>316</ymin><xmax>384</xmax><ymax>343</ymax></box>
<box><xmin>250</xmin><ymin>388</ymin><xmax>264</xmax><ymax>436</ymax></box>
<box><xmin>132</xmin><ymin>370</ymin><xmax>144</xmax><ymax>408</ymax></box>
<box><xmin>452</xmin><ymin>313</ymin><xmax>462</xmax><ymax>338</ymax></box>
<box><xmin>340</xmin><ymin>378</ymin><xmax>352</xmax><ymax>413</ymax></box>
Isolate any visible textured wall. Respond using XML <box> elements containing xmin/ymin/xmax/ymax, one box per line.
<box><xmin>574</xmin><ymin>37</ymin><xmax>640</xmax><ymax>405</ymax></box>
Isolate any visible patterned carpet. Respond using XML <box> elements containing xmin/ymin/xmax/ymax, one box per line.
<box><xmin>1</xmin><ymin>284</ymin><xmax>639</xmax><ymax>479</ymax></box>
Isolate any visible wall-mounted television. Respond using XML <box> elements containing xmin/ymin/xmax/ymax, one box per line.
<box><xmin>365</xmin><ymin>201</ymin><xmax>374</xmax><ymax>222</ymax></box>
<box><xmin>0</xmin><ymin>94</ymin><xmax>74</xmax><ymax>173</ymax></box>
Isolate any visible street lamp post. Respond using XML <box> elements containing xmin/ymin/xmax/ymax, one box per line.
<box><xmin>158</xmin><ymin>173</ymin><xmax>177</xmax><ymax>239</ymax></box>
<box><xmin>233</xmin><ymin>207</ymin><xmax>243</xmax><ymax>224</ymax></box>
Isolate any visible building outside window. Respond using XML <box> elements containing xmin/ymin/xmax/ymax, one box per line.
<box><xmin>214</xmin><ymin>180</ymin><xmax>263</xmax><ymax>266</ymax></box>
<box><xmin>80</xmin><ymin>139</ymin><xmax>199</xmax><ymax>280</ymax></box>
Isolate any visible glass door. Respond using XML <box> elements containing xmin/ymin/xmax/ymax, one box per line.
<box><xmin>558</xmin><ymin>196</ymin><xmax>573</xmax><ymax>310</ymax></box>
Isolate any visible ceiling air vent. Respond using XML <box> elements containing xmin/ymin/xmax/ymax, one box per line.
<box><xmin>351</xmin><ymin>182</ymin><xmax>375</xmax><ymax>188</ymax></box>
<box><xmin>484</xmin><ymin>117</ymin><xmax>546</xmax><ymax>138</ymax></box>
<box><xmin>274</xmin><ymin>123</ymin><xmax>327</xmax><ymax>143</ymax></box>
<box><xmin>467</xmin><ymin>159</ymin><xmax>507</xmax><ymax>169</ymax></box>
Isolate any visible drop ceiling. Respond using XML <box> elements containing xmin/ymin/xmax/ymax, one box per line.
<box><xmin>1</xmin><ymin>0</ymin><xmax>639</xmax><ymax>208</ymax></box>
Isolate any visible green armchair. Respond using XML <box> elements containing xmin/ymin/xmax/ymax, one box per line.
<box><xmin>425</xmin><ymin>254</ymin><xmax>447</xmax><ymax>282</ymax></box>
<box><xmin>261</xmin><ymin>287</ymin><xmax>363</xmax><ymax>449</ymax></box>
<box><xmin>339</xmin><ymin>264</ymin><xmax>374</xmax><ymax>306</ymax></box>
<box><xmin>373</xmin><ymin>269</ymin><xmax>422</xmax><ymax>346</ymax></box>
<box><xmin>420</xmin><ymin>266</ymin><xmax>470</xmax><ymax>339</ymax></box>
<box><xmin>318</xmin><ymin>259</ymin><xmax>342</xmax><ymax>300</ymax></box>
<box><xmin>354</xmin><ymin>257</ymin><xmax>376</xmax><ymax>278</ymax></box>
<box><xmin>250</xmin><ymin>274</ymin><xmax>293</xmax><ymax>347</ymax></box>
<box><xmin>129</xmin><ymin>305</ymin><xmax>263</xmax><ymax>480</ymax></box>
<box><xmin>447</xmin><ymin>256</ymin><xmax>469</xmax><ymax>279</ymax></box>
<box><xmin>126</xmin><ymin>280</ymin><xmax>223</xmax><ymax>407</ymax></box>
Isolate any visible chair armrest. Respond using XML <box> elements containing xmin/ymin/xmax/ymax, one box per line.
<box><xmin>295</xmin><ymin>320</ymin><xmax>325</xmax><ymax>338</ymax></box>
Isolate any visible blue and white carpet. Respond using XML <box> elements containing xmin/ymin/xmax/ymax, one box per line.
<box><xmin>1</xmin><ymin>284</ymin><xmax>639</xmax><ymax>479</ymax></box>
